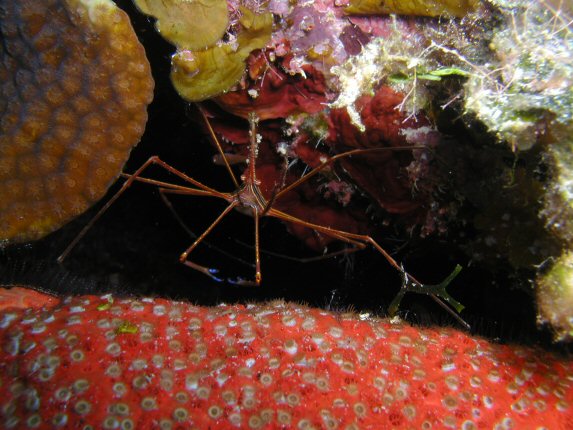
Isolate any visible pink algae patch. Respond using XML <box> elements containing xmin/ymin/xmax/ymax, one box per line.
<box><xmin>1</xmin><ymin>292</ymin><xmax>572</xmax><ymax>429</ymax></box>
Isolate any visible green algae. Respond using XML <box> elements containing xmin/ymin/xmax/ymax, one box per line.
<box><xmin>132</xmin><ymin>0</ymin><xmax>229</xmax><ymax>50</ymax></box>
<box><xmin>171</xmin><ymin>46</ymin><xmax>247</xmax><ymax>102</ymax></box>
<box><xmin>115</xmin><ymin>321</ymin><xmax>139</xmax><ymax>335</ymax></box>
<box><xmin>97</xmin><ymin>296</ymin><xmax>114</xmax><ymax>311</ymax></box>
<box><xmin>170</xmin><ymin>6</ymin><xmax>272</xmax><ymax>102</ymax></box>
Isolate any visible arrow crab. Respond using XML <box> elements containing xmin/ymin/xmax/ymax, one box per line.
<box><xmin>58</xmin><ymin>104</ymin><xmax>466</xmax><ymax>326</ymax></box>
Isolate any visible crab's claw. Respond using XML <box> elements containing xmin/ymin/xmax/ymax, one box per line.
<box><xmin>388</xmin><ymin>264</ymin><xmax>464</xmax><ymax>318</ymax></box>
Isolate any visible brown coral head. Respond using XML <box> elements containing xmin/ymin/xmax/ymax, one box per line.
<box><xmin>0</xmin><ymin>0</ymin><xmax>154</xmax><ymax>242</ymax></box>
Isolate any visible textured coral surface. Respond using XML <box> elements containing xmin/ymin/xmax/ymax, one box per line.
<box><xmin>0</xmin><ymin>0</ymin><xmax>154</xmax><ymax>242</ymax></box>
<box><xmin>1</xmin><ymin>288</ymin><xmax>572</xmax><ymax>429</ymax></box>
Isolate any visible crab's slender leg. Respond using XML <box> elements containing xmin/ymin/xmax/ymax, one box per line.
<box><xmin>179</xmin><ymin>201</ymin><xmax>238</xmax><ymax>269</ymax></box>
<box><xmin>229</xmin><ymin>207</ymin><xmax>263</xmax><ymax>287</ymax></box>
<box><xmin>274</xmin><ymin>146</ymin><xmax>425</xmax><ymax>201</ymax></box>
<box><xmin>120</xmin><ymin>174</ymin><xmax>223</xmax><ymax>198</ymax></box>
<box><xmin>58</xmin><ymin>155</ymin><xmax>224</xmax><ymax>263</ymax></box>
<box><xmin>254</xmin><ymin>245</ymin><xmax>364</xmax><ymax>263</ymax></box>
<box><xmin>267</xmin><ymin>207</ymin><xmax>401</xmax><ymax>268</ymax></box>
<box><xmin>263</xmin><ymin>206</ymin><xmax>467</xmax><ymax>328</ymax></box>
<box><xmin>158</xmin><ymin>189</ymin><xmax>255</xmax><ymax>269</ymax></box>
<box><xmin>389</xmin><ymin>265</ymin><xmax>465</xmax><ymax>318</ymax></box>
<box><xmin>226</xmin><ymin>217</ymin><xmax>368</xmax><ymax>282</ymax></box>
<box><xmin>120</xmin><ymin>157</ymin><xmax>228</xmax><ymax>197</ymax></box>
<box><xmin>254</xmin><ymin>207</ymin><xmax>262</xmax><ymax>285</ymax></box>
<box><xmin>196</xmin><ymin>105</ymin><xmax>240</xmax><ymax>189</ymax></box>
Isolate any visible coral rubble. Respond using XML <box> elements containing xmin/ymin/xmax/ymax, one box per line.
<box><xmin>1</xmin><ymin>288</ymin><xmax>572</xmax><ymax>428</ymax></box>
<box><xmin>0</xmin><ymin>0</ymin><xmax>154</xmax><ymax>242</ymax></box>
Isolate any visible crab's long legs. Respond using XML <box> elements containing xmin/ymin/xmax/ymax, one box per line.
<box><xmin>57</xmin><ymin>156</ymin><xmax>227</xmax><ymax>263</ymax></box>
<box><xmin>275</xmin><ymin>146</ymin><xmax>425</xmax><ymax>201</ymax></box>
<box><xmin>178</xmin><ymin>201</ymin><xmax>237</xmax><ymax>275</ymax></box>
<box><xmin>254</xmin><ymin>245</ymin><xmax>364</xmax><ymax>263</ymax></box>
<box><xmin>120</xmin><ymin>174</ymin><xmax>221</xmax><ymax>197</ymax></box>
<box><xmin>196</xmin><ymin>105</ymin><xmax>240</xmax><ymax>189</ymax></box>
<box><xmin>158</xmin><ymin>183</ymin><xmax>264</xmax><ymax>286</ymax></box>
<box><xmin>268</xmin><ymin>207</ymin><xmax>401</xmax><ymax>269</ymax></box>
<box><xmin>265</xmin><ymin>206</ymin><xmax>468</xmax><ymax>328</ymax></box>
<box><xmin>230</xmin><ymin>208</ymin><xmax>263</xmax><ymax>286</ymax></box>
<box><xmin>254</xmin><ymin>208</ymin><xmax>262</xmax><ymax>285</ymax></box>
<box><xmin>157</xmin><ymin>189</ymin><xmax>255</xmax><ymax>269</ymax></box>
<box><xmin>147</xmin><ymin>193</ymin><xmax>238</xmax><ymax>282</ymax></box>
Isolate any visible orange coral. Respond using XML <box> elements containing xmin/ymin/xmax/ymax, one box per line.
<box><xmin>0</xmin><ymin>0</ymin><xmax>154</xmax><ymax>242</ymax></box>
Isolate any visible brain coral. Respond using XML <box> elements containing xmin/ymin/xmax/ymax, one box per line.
<box><xmin>0</xmin><ymin>0</ymin><xmax>154</xmax><ymax>242</ymax></box>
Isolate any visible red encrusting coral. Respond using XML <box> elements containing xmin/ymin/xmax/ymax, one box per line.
<box><xmin>1</xmin><ymin>287</ymin><xmax>572</xmax><ymax>429</ymax></box>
